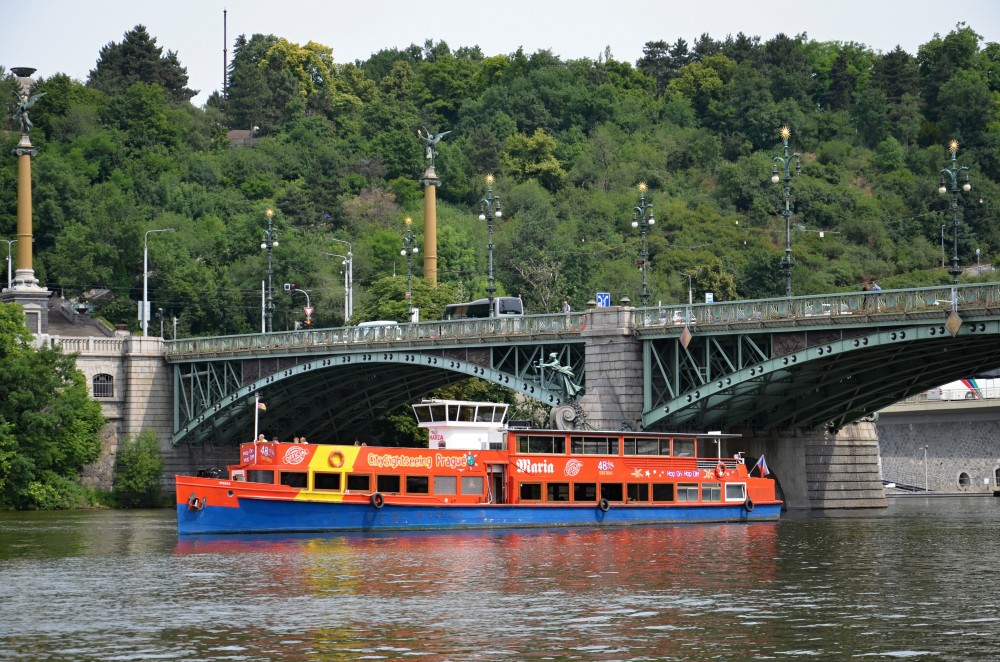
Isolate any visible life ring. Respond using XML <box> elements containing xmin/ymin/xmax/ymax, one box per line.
<box><xmin>744</xmin><ymin>498</ymin><xmax>755</xmax><ymax>512</ymax></box>
<box><xmin>187</xmin><ymin>493</ymin><xmax>204</xmax><ymax>511</ymax></box>
<box><xmin>329</xmin><ymin>450</ymin><xmax>345</xmax><ymax>468</ymax></box>
<box><xmin>598</xmin><ymin>498</ymin><xmax>610</xmax><ymax>513</ymax></box>
<box><xmin>715</xmin><ymin>462</ymin><xmax>726</xmax><ymax>479</ymax></box>
<box><xmin>371</xmin><ymin>492</ymin><xmax>385</xmax><ymax>509</ymax></box>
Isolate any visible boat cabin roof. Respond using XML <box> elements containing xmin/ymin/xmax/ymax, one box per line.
<box><xmin>412</xmin><ymin>400</ymin><xmax>508</xmax><ymax>427</ymax></box>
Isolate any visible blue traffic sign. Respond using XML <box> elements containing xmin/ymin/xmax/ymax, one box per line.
<box><xmin>596</xmin><ymin>292</ymin><xmax>611</xmax><ymax>308</ymax></box>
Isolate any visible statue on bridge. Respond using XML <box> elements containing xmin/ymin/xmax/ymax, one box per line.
<box><xmin>536</xmin><ymin>352</ymin><xmax>583</xmax><ymax>400</ymax></box>
<box><xmin>417</xmin><ymin>127</ymin><xmax>450</xmax><ymax>168</ymax></box>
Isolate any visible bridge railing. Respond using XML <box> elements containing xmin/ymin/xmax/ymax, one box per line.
<box><xmin>164</xmin><ymin>312</ymin><xmax>586</xmax><ymax>358</ymax></box>
<box><xmin>635</xmin><ymin>283</ymin><xmax>1000</xmax><ymax>329</ymax></box>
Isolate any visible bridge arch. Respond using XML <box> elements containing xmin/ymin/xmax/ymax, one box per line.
<box><xmin>172</xmin><ymin>348</ymin><xmax>568</xmax><ymax>446</ymax></box>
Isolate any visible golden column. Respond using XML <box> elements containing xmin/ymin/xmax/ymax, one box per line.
<box><xmin>3</xmin><ymin>67</ymin><xmax>51</xmax><ymax>336</ymax></box>
<box><xmin>417</xmin><ymin>128</ymin><xmax>449</xmax><ymax>287</ymax></box>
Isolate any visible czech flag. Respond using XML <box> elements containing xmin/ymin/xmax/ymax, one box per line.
<box><xmin>755</xmin><ymin>455</ymin><xmax>770</xmax><ymax>476</ymax></box>
<box><xmin>257</xmin><ymin>401</ymin><xmax>267</xmax><ymax>411</ymax></box>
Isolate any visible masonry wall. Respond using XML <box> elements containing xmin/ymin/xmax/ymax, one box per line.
<box><xmin>577</xmin><ymin>306</ymin><xmax>644</xmax><ymax>431</ymax></box>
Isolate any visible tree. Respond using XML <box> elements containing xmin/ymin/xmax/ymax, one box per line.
<box><xmin>113</xmin><ymin>430</ymin><xmax>164</xmax><ymax>507</ymax></box>
<box><xmin>501</xmin><ymin>129</ymin><xmax>566</xmax><ymax>190</ymax></box>
<box><xmin>0</xmin><ymin>304</ymin><xmax>105</xmax><ymax>509</ymax></box>
<box><xmin>87</xmin><ymin>25</ymin><xmax>196</xmax><ymax>102</ymax></box>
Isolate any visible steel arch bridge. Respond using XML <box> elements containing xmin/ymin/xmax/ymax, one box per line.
<box><xmin>164</xmin><ymin>283</ymin><xmax>1000</xmax><ymax>446</ymax></box>
<box><xmin>638</xmin><ymin>284</ymin><xmax>1000</xmax><ymax>433</ymax></box>
<box><xmin>167</xmin><ymin>314</ymin><xmax>586</xmax><ymax>446</ymax></box>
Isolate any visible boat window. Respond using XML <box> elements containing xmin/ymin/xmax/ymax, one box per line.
<box><xmin>600</xmin><ymin>483</ymin><xmax>624</xmax><ymax>502</ymax></box>
<box><xmin>623</xmin><ymin>437</ymin><xmax>660</xmax><ymax>455</ymax></box>
<box><xmin>573</xmin><ymin>482</ymin><xmax>597</xmax><ymax>501</ymax></box>
<box><xmin>702</xmin><ymin>483</ymin><xmax>722</xmax><ymax>502</ymax></box>
<box><xmin>519</xmin><ymin>482</ymin><xmax>542</xmax><ymax>501</ymax></box>
<box><xmin>246</xmin><ymin>470</ymin><xmax>274</xmax><ymax>484</ymax></box>
<box><xmin>676</xmin><ymin>483</ymin><xmax>699</xmax><ymax>501</ymax></box>
<box><xmin>280</xmin><ymin>472</ymin><xmax>307</xmax><ymax>488</ymax></box>
<box><xmin>428</xmin><ymin>403</ymin><xmax>446</xmax><ymax>421</ymax></box>
<box><xmin>434</xmin><ymin>475</ymin><xmax>457</xmax><ymax>495</ymax></box>
<box><xmin>516</xmin><ymin>434</ymin><xmax>566</xmax><ymax>454</ymax></box>
<box><xmin>377</xmin><ymin>475</ymin><xmax>401</xmax><ymax>493</ymax></box>
<box><xmin>314</xmin><ymin>472</ymin><xmax>341</xmax><ymax>491</ymax></box>
<box><xmin>346</xmin><ymin>474</ymin><xmax>370</xmax><ymax>491</ymax></box>
<box><xmin>652</xmin><ymin>483</ymin><xmax>675</xmax><ymax>502</ymax></box>
<box><xmin>461</xmin><ymin>475</ymin><xmax>483</xmax><ymax>495</ymax></box>
<box><xmin>673</xmin><ymin>438</ymin><xmax>696</xmax><ymax>457</ymax></box>
<box><xmin>412</xmin><ymin>406</ymin><xmax>430</xmax><ymax>424</ymax></box>
<box><xmin>570</xmin><ymin>436</ymin><xmax>617</xmax><ymax>455</ymax></box>
<box><xmin>448</xmin><ymin>405</ymin><xmax>461</xmax><ymax>421</ymax></box>
<box><xmin>547</xmin><ymin>482</ymin><xmax>570</xmax><ymax>501</ymax></box>
<box><xmin>406</xmin><ymin>475</ymin><xmax>430</xmax><ymax>494</ymax></box>
<box><xmin>627</xmin><ymin>483</ymin><xmax>649</xmax><ymax>502</ymax></box>
<box><xmin>725</xmin><ymin>483</ymin><xmax>746</xmax><ymax>501</ymax></box>
<box><xmin>457</xmin><ymin>406</ymin><xmax>475</xmax><ymax>422</ymax></box>
<box><xmin>475</xmin><ymin>406</ymin><xmax>497</xmax><ymax>422</ymax></box>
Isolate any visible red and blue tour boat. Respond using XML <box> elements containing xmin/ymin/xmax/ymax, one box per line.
<box><xmin>176</xmin><ymin>400</ymin><xmax>781</xmax><ymax>535</ymax></box>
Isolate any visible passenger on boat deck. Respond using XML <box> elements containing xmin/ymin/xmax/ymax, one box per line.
<box><xmin>299</xmin><ymin>436</ymin><xmax>307</xmax><ymax>444</ymax></box>
<box><xmin>293</xmin><ymin>436</ymin><xmax>300</xmax><ymax>443</ymax></box>
<box><xmin>733</xmin><ymin>452</ymin><xmax>745</xmax><ymax>464</ymax></box>
<box><xmin>257</xmin><ymin>434</ymin><xmax>266</xmax><ymax>443</ymax></box>
<box><xmin>272</xmin><ymin>436</ymin><xmax>279</xmax><ymax>443</ymax></box>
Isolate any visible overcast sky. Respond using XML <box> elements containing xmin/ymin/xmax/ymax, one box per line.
<box><xmin>4</xmin><ymin>0</ymin><xmax>999</xmax><ymax>107</ymax></box>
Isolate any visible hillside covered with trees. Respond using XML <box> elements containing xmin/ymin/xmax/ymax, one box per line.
<box><xmin>2</xmin><ymin>23</ymin><xmax>998</xmax><ymax>335</ymax></box>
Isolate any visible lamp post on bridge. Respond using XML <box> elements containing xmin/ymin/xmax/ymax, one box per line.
<box><xmin>144</xmin><ymin>228</ymin><xmax>175</xmax><ymax>335</ymax></box>
<box><xmin>260</xmin><ymin>209</ymin><xmax>278</xmax><ymax>333</ymax></box>
<box><xmin>771</xmin><ymin>126</ymin><xmax>802</xmax><ymax>299</ymax></box>
<box><xmin>401</xmin><ymin>217</ymin><xmax>419</xmax><ymax>303</ymax></box>
<box><xmin>2</xmin><ymin>239</ymin><xmax>16</xmax><ymax>290</ymax></box>
<box><xmin>321</xmin><ymin>252</ymin><xmax>351</xmax><ymax>322</ymax></box>
<box><xmin>478</xmin><ymin>174</ymin><xmax>502</xmax><ymax>315</ymax></box>
<box><xmin>631</xmin><ymin>183</ymin><xmax>655</xmax><ymax>307</ymax></box>
<box><xmin>327</xmin><ymin>238</ymin><xmax>353</xmax><ymax>320</ymax></box>
<box><xmin>938</xmin><ymin>140</ymin><xmax>971</xmax><ymax>286</ymax></box>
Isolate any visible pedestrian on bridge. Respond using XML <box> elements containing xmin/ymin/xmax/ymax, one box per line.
<box><xmin>562</xmin><ymin>300</ymin><xmax>571</xmax><ymax>313</ymax></box>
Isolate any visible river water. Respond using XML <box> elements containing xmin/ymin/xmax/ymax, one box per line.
<box><xmin>1</xmin><ymin>497</ymin><xmax>999</xmax><ymax>660</ymax></box>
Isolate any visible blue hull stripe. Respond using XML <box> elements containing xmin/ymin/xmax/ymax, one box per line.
<box><xmin>178</xmin><ymin>499</ymin><xmax>780</xmax><ymax>535</ymax></box>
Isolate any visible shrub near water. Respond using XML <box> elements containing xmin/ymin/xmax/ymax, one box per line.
<box><xmin>113</xmin><ymin>431</ymin><xmax>164</xmax><ymax>508</ymax></box>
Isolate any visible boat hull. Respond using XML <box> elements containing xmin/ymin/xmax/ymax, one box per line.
<box><xmin>177</xmin><ymin>486</ymin><xmax>780</xmax><ymax>535</ymax></box>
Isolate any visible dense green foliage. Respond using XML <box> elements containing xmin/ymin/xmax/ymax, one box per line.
<box><xmin>0</xmin><ymin>305</ymin><xmax>105</xmax><ymax>509</ymax></box>
<box><xmin>113</xmin><ymin>430</ymin><xmax>165</xmax><ymax>508</ymax></box>
<box><xmin>2</xmin><ymin>23</ymin><xmax>999</xmax><ymax>335</ymax></box>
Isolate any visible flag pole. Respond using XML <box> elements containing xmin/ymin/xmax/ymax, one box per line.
<box><xmin>254</xmin><ymin>394</ymin><xmax>260</xmax><ymax>440</ymax></box>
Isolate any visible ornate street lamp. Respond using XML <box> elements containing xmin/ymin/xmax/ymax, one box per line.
<box><xmin>260</xmin><ymin>209</ymin><xmax>278</xmax><ymax>333</ymax></box>
<box><xmin>938</xmin><ymin>139</ymin><xmax>971</xmax><ymax>286</ymax></box>
<box><xmin>771</xmin><ymin>126</ymin><xmax>802</xmax><ymax>298</ymax></box>
<box><xmin>478</xmin><ymin>174</ymin><xmax>502</xmax><ymax>315</ymax></box>
<box><xmin>631</xmin><ymin>183</ymin><xmax>655</xmax><ymax>307</ymax></box>
<box><xmin>400</xmin><ymin>217</ymin><xmax>419</xmax><ymax>302</ymax></box>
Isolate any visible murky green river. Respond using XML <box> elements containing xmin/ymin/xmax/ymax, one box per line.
<box><xmin>1</xmin><ymin>497</ymin><xmax>998</xmax><ymax>660</ymax></box>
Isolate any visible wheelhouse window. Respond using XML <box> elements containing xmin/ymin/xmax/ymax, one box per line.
<box><xmin>434</xmin><ymin>476</ymin><xmax>457</xmax><ymax>495</ymax></box>
<box><xmin>93</xmin><ymin>373</ymin><xmax>114</xmax><ymax>398</ymax></box>
<box><xmin>406</xmin><ymin>475</ymin><xmax>430</xmax><ymax>494</ymax></box>
<box><xmin>519</xmin><ymin>482</ymin><xmax>543</xmax><ymax>501</ymax></box>
<box><xmin>377</xmin><ymin>475</ymin><xmax>401</xmax><ymax>493</ymax></box>
<box><xmin>547</xmin><ymin>482</ymin><xmax>570</xmax><ymax>502</ymax></box>
<box><xmin>677</xmin><ymin>483</ymin><xmax>699</xmax><ymax>501</ymax></box>
<box><xmin>346</xmin><ymin>474</ymin><xmax>371</xmax><ymax>491</ymax></box>
<box><xmin>516</xmin><ymin>434</ymin><xmax>566</xmax><ymax>454</ymax></box>
<box><xmin>570</xmin><ymin>436</ymin><xmax>618</xmax><ymax>455</ymax></box>
<box><xmin>652</xmin><ymin>483</ymin><xmax>675</xmax><ymax>502</ymax></box>
<box><xmin>314</xmin><ymin>472</ymin><xmax>341</xmax><ymax>491</ymax></box>
<box><xmin>573</xmin><ymin>482</ymin><xmax>597</xmax><ymax>501</ymax></box>
<box><xmin>280</xmin><ymin>472</ymin><xmax>307</xmax><ymax>488</ymax></box>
